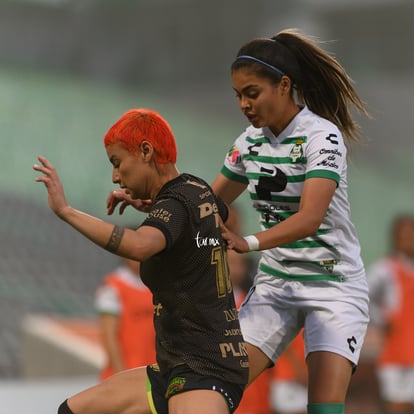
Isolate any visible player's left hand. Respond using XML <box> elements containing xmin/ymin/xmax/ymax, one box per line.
<box><xmin>106</xmin><ymin>189</ymin><xmax>152</xmax><ymax>215</ymax></box>
<box><xmin>33</xmin><ymin>155</ymin><xmax>70</xmax><ymax>218</ymax></box>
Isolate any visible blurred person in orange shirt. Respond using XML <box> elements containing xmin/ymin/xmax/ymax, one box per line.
<box><xmin>229</xmin><ymin>206</ymin><xmax>307</xmax><ymax>414</ymax></box>
<box><xmin>227</xmin><ymin>207</ymin><xmax>272</xmax><ymax>414</ymax></box>
<box><xmin>270</xmin><ymin>332</ymin><xmax>307</xmax><ymax>414</ymax></box>
<box><xmin>367</xmin><ymin>214</ymin><xmax>414</xmax><ymax>414</ymax></box>
<box><xmin>95</xmin><ymin>256</ymin><xmax>156</xmax><ymax>380</ymax></box>
<box><xmin>229</xmin><ymin>248</ymin><xmax>273</xmax><ymax>414</ymax></box>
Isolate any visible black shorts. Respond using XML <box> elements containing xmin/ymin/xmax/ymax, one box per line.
<box><xmin>146</xmin><ymin>364</ymin><xmax>244</xmax><ymax>414</ymax></box>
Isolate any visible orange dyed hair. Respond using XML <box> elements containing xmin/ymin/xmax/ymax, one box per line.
<box><xmin>103</xmin><ymin>108</ymin><xmax>177</xmax><ymax>164</ymax></box>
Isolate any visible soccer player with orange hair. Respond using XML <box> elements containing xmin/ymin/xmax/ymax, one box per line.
<box><xmin>34</xmin><ymin>108</ymin><xmax>248</xmax><ymax>414</ymax></box>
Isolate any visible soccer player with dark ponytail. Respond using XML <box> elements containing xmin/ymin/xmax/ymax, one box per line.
<box><xmin>213</xmin><ymin>29</ymin><xmax>371</xmax><ymax>414</ymax></box>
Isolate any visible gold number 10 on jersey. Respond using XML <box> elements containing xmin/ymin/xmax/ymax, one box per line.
<box><xmin>211</xmin><ymin>246</ymin><xmax>233</xmax><ymax>298</ymax></box>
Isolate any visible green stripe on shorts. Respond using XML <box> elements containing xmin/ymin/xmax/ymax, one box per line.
<box><xmin>259</xmin><ymin>262</ymin><xmax>344</xmax><ymax>282</ymax></box>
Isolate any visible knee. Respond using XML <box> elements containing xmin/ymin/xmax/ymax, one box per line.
<box><xmin>58</xmin><ymin>399</ymin><xmax>74</xmax><ymax>414</ymax></box>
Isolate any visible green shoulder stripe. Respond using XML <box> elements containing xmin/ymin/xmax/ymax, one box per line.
<box><xmin>247</xmin><ymin>172</ymin><xmax>305</xmax><ymax>183</ymax></box>
<box><xmin>246</xmin><ymin>136</ymin><xmax>271</xmax><ymax>144</ymax></box>
<box><xmin>220</xmin><ymin>165</ymin><xmax>248</xmax><ymax>184</ymax></box>
<box><xmin>306</xmin><ymin>169</ymin><xmax>340</xmax><ymax>183</ymax></box>
<box><xmin>243</xmin><ymin>154</ymin><xmax>306</xmax><ymax>164</ymax></box>
<box><xmin>280</xmin><ymin>136</ymin><xmax>307</xmax><ymax>144</ymax></box>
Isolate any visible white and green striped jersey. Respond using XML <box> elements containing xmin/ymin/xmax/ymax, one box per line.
<box><xmin>222</xmin><ymin>106</ymin><xmax>364</xmax><ymax>282</ymax></box>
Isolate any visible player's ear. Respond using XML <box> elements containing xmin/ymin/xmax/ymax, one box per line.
<box><xmin>280</xmin><ymin>75</ymin><xmax>292</xmax><ymax>95</ymax></box>
<box><xmin>140</xmin><ymin>141</ymin><xmax>154</xmax><ymax>161</ymax></box>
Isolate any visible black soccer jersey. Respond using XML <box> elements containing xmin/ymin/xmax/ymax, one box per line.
<box><xmin>140</xmin><ymin>173</ymin><xmax>248</xmax><ymax>386</ymax></box>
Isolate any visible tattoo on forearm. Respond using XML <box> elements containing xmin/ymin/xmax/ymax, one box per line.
<box><xmin>105</xmin><ymin>225</ymin><xmax>125</xmax><ymax>253</ymax></box>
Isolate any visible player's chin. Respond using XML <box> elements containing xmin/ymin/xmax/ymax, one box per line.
<box><xmin>129</xmin><ymin>190</ymin><xmax>147</xmax><ymax>201</ymax></box>
<box><xmin>249</xmin><ymin>117</ymin><xmax>264</xmax><ymax>128</ymax></box>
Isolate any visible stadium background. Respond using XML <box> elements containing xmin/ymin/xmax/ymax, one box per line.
<box><xmin>0</xmin><ymin>0</ymin><xmax>413</xmax><ymax>413</ymax></box>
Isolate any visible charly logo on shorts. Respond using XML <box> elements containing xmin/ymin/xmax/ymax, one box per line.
<box><xmin>347</xmin><ymin>336</ymin><xmax>357</xmax><ymax>353</ymax></box>
<box><xmin>165</xmin><ymin>376</ymin><xmax>186</xmax><ymax>398</ymax></box>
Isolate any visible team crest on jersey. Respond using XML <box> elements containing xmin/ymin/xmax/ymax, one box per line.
<box><xmin>165</xmin><ymin>376</ymin><xmax>186</xmax><ymax>398</ymax></box>
<box><xmin>318</xmin><ymin>259</ymin><xmax>338</xmax><ymax>273</ymax></box>
<box><xmin>226</xmin><ymin>145</ymin><xmax>241</xmax><ymax>165</ymax></box>
<box><xmin>289</xmin><ymin>142</ymin><xmax>303</xmax><ymax>163</ymax></box>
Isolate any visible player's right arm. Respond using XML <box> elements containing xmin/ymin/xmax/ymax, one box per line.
<box><xmin>211</xmin><ymin>173</ymin><xmax>247</xmax><ymax>205</ymax></box>
<box><xmin>33</xmin><ymin>155</ymin><xmax>165</xmax><ymax>261</ymax></box>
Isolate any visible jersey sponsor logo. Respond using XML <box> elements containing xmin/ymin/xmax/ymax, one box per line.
<box><xmin>198</xmin><ymin>202</ymin><xmax>220</xmax><ymax>227</ymax></box>
<box><xmin>347</xmin><ymin>336</ymin><xmax>357</xmax><ymax>353</ymax></box>
<box><xmin>154</xmin><ymin>303</ymin><xmax>163</xmax><ymax>316</ymax></box>
<box><xmin>255</xmin><ymin>202</ymin><xmax>291</xmax><ymax>212</ymax></box>
<box><xmin>256</xmin><ymin>167</ymin><xmax>288</xmax><ymax>199</ymax></box>
<box><xmin>319</xmin><ymin>148</ymin><xmax>343</xmax><ymax>157</ymax></box>
<box><xmin>219</xmin><ymin>341</ymin><xmax>248</xmax><ymax>358</ymax></box>
<box><xmin>226</xmin><ymin>145</ymin><xmax>242</xmax><ymax>165</ymax></box>
<box><xmin>148</xmin><ymin>207</ymin><xmax>172</xmax><ymax>222</ymax></box>
<box><xmin>195</xmin><ymin>231</ymin><xmax>220</xmax><ymax>248</ymax></box>
<box><xmin>254</xmin><ymin>202</ymin><xmax>291</xmax><ymax>223</ymax></box>
<box><xmin>224</xmin><ymin>328</ymin><xmax>242</xmax><ymax>337</ymax></box>
<box><xmin>325</xmin><ymin>133</ymin><xmax>339</xmax><ymax>144</ymax></box>
<box><xmin>223</xmin><ymin>307</ymin><xmax>239</xmax><ymax>322</ymax></box>
<box><xmin>316</xmin><ymin>158</ymin><xmax>339</xmax><ymax>169</ymax></box>
<box><xmin>263</xmin><ymin>210</ymin><xmax>286</xmax><ymax>224</ymax></box>
<box><xmin>260</xmin><ymin>166</ymin><xmax>280</xmax><ymax>177</ymax></box>
<box><xmin>317</xmin><ymin>147</ymin><xmax>340</xmax><ymax>169</ymax></box>
<box><xmin>199</xmin><ymin>189</ymin><xmax>212</xmax><ymax>200</ymax></box>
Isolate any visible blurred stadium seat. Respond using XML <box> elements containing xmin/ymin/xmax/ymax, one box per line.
<box><xmin>0</xmin><ymin>192</ymin><xmax>117</xmax><ymax>378</ymax></box>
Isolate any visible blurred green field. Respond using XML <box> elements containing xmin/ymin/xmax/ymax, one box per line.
<box><xmin>0</xmin><ymin>66</ymin><xmax>412</xmax><ymax>267</ymax></box>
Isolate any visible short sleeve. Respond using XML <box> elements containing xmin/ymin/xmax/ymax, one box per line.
<box><xmin>95</xmin><ymin>284</ymin><xmax>121</xmax><ymax>315</ymax></box>
<box><xmin>304</xmin><ymin>127</ymin><xmax>346</xmax><ymax>185</ymax></box>
<box><xmin>221</xmin><ymin>135</ymin><xmax>248</xmax><ymax>184</ymax></box>
<box><xmin>143</xmin><ymin>198</ymin><xmax>188</xmax><ymax>250</ymax></box>
<box><xmin>216</xmin><ymin>196</ymin><xmax>229</xmax><ymax>223</ymax></box>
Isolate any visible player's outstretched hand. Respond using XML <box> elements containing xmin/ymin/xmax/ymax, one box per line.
<box><xmin>220</xmin><ymin>222</ymin><xmax>250</xmax><ymax>253</ymax></box>
<box><xmin>33</xmin><ymin>155</ymin><xmax>70</xmax><ymax>219</ymax></box>
<box><xmin>106</xmin><ymin>189</ymin><xmax>152</xmax><ymax>215</ymax></box>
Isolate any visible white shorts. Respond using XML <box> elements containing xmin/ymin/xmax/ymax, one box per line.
<box><xmin>377</xmin><ymin>365</ymin><xmax>414</xmax><ymax>403</ymax></box>
<box><xmin>238</xmin><ymin>271</ymin><xmax>369</xmax><ymax>366</ymax></box>
<box><xmin>270</xmin><ymin>380</ymin><xmax>307</xmax><ymax>413</ymax></box>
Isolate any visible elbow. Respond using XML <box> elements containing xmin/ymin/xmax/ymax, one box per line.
<box><xmin>308</xmin><ymin>222</ymin><xmax>321</xmax><ymax>236</ymax></box>
<box><xmin>304</xmin><ymin>216</ymin><xmax>323</xmax><ymax>236</ymax></box>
